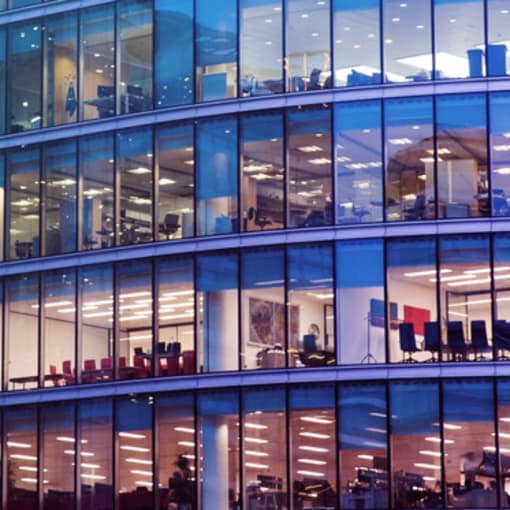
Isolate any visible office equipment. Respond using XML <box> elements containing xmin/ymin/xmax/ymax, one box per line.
<box><xmin>159</xmin><ymin>213</ymin><xmax>180</xmax><ymax>239</ymax></box>
<box><xmin>399</xmin><ymin>322</ymin><xmax>419</xmax><ymax>362</ymax></box>
<box><xmin>447</xmin><ymin>321</ymin><xmax>467</xmax><ymax>360</ymax></box>
<box><xmin>470</xmin><ymin>320</ymin><xmax>491</xmax><ymax>359</ymax></box>
<box><xmin>424</xmin><ymin>321</ymin><xmax>441</xmax><ymax>361</ymax></box>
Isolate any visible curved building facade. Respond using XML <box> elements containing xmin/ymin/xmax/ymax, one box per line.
<box><xmin>1</xmin><ymin>1</ymin><xmax>510</xmax><ymax>510</ymax></box>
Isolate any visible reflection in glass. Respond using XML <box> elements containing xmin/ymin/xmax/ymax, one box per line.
<box><xmin>497</xmin><ymin>380</ymin><xmax>510</xmax><ymax>503</ymax></box>
<box><xmin>493</xmin><ymin>234</ymin><xmax>510</xmax><ymax>360</ymax></box>
<box><xmin>0</xmin><ymin>28</ymin><xmax>5</xmax><ymax>134</ymax></box>
<box><xmin>487</xmin><ymin>0</ymin><xmax>510</xmax><ymax>77</ymax></box>
<box><xmin>335</xmin><ymin>100</ymin><xmax>383</xmax><ymax>223</ymax></box>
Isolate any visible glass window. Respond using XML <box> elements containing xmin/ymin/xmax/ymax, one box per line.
<box><xmin>439</xmin><ymin>235</ymin><xmax>492</xmax><ymax>361</ymax></box>
<box><xmin>5</xmin><ymin>406</ymin><xmax>38</xmax><ymax>510</ymax></box>
<box><xmin>390</xmin><ymin>381</ymin><xmax>442</xmax><ymax>508</ymax></box>
<box><xmin>79</xmin><ymin>264</ymin><xmax>113</xmax><ymax>385</ymax></box>
<box><xmin>242</xmin><ymin>387</ymin><xmax>287</xmax><ymax>507</ymax></box>
<box><xmin>118</xmin><ymin>0</ymin><xmax>153</xmax><ymax>114</ymax></box>
<box><xmin>382</xmin><ymin>0</ymin><xmax>432</xmax><ymax>83</ymax></box>
<box><xmin>289</xmin><ymin>384</ymin><xmax>337</xmax><ymax>509</ymax></box>
<box><xmin>287</xmin><ymin>243</ymin><xmax>334</xmax><ymax>368</ymax></box>
<box><xmin>337</xmin><ymin>239</ymin><xmax>384</xmax><ymax>364</ymax></box>
<box><xmin>241</xmin><ymin>247</ymin><xmax>285</xmax><ymax>370</ymax></box>
<box><xmin>496</xmin><ymin>380</ymin><xmax>510</xmax><ymax>503</ymax></box>
<box><xmin>493</xmin><ymin>234</ymin><xmax>510</xmax><ymax>360</ymax></box>
<box><xmin>43</xmin><ymin>12</ymin><xmax>78</xmax><ymax>127</ymax></box>
<box><xmin>434</xmin><ymin>0</ymin><xmax>485</xmax><ymax>79</ymax></box>
<box><xmin>338</xmin><ymin>383</ymin><xmax>388</xmax><ymax>509</ymax></box>
<box><xmin>117</xmin><ymin>395</ymin><xmax>154</xmax><ymax>507</ymax></box>
<box><xmin>286</xmin><ymin>0</ymin><xmax>331</xmax><ymax>91</ymax></box>
<box><xmin>240</xmin><ymin>0</ymin><xmax>283</xmax><ymax>97</ymax></box>
<box><xmin>157</xmin><ymin>256</ymin><xmax>195</xmax><ymax>377</ymax></box>
<box><xmin>43</xmin><ymin>269</ymin><xmax>76</xmax><ymax>388</ymax></box>
<box><xmin>79</xmin><ymin>133</ymin><xmax>114</xmax><ymax>251</ymax></box>
<box><xmin>436</xmin><ymin>94</ymin><xmax>488</xmax><ymax>218</ymax></box>
<box><xmin>384</xmin><ymin>96</ymin><xmax>435</xmax><ymax>221</ymax></box>
<box><xmin>78</xmin><ymin>398</ymin><xmax>113</xmax><ymax>510</ymax></box>
<box><xmin>0</xmin><ymin>28</ymin><xmax>6</xmax><ymax>134</ymax></box>
<box><xmin>197</xmin><ymin>252</ymin><xmax>239</xmax><ymax>373</ymax></box>
<box><xmin>157</xmin><ymin>393</ymin><xmax>196</xmax><ymax>510</ymax></box>
<box><xmin>155</xmin><ymin>0</ymin><xmax>193</xmax><ymax>107</ymax></box>
<box><xmin>387</xmin><ymin>237</ymin><xmax>438</xmax><ymax>363</ymax></box>
<box><xmin>197</xmin><ymin>390</ymin><xmax>240</xmax><ymax>510</ymax></box>
<box><xmin>80</xmin><ymin>4</ymin><xmax>115</xmax><ymax>121</ymax></box>
<box><xmin>287</xmin><ymin>105</ymin><xmax>332</xmax><ymax>228</ymax></box>
<box><xmin>117</xmin><ymin>259</ymin><xmax>153</xmax><ymax>378</ymax></box>
<box><xmin>335</xmin><ymin>100</ymin><xmax>383</xmax><ymax>223</ymax></box>
<box><xmin>443</xmin><ymin>380</ymin><xmax>496</xmax><ymax>508</ymax></box>
<box><xmin>487</xmin><ymin>0</ymin><xmax>510</xmax><ymax>77</ymax></box>
<box><xmin>196</xmin><ymin>0</ymin><xmax>237</xmax><ymax>101</ymax></box>
<box><xmin>196</xmin><ymin>117</ymin><xmax>238</xmax><ymax>236</ymax></box>
<box><xmin>489</xmin><ymin>92</ymin><xmax>510</xmax><ymax>216</ymax></box>
<box><xmin>42</xmin><ymin>139</ymin><xmax>77</xmax><ymax>255</ymax></box>
<box><xmin>6</xmin><ymin>274</ymin><xmax>38</xmax><ymax>390</ymax></box>
<box><xmin>333</xmin><ymin>0</ymin><xmax>380</xmax><ymax>87</ymax></box>
<box><xmin>10</xmin><ymin>0</ymin><xmax>39</xmax><ymax>7</ymax></box>
<box><xmin>0</xmin><ymin>153</ymin><xmax>4</xmax><ymax>261</ymax></box>
<box><xmin>118</xmin><ymin>128</ymin><xmax>153</xmax><ymax>246</ymax></box>
<box><xmin>41</xmin><ymin>402</ymin><xmax>75</xmax><ymax>510</ymax></box>
<box><xmin>241</xmin><ymin>111</ymin><xmax>284</xmax><ymax>231</ymax></box>
<box><xmin>7</xmin><ymin>20</ymin><xmax>42</xmax><ymax>133</ymax></box>
<box><xmin>157</xmin><ymin>122</ymin><xmax>194</xmax><ymax>240</ymax></box>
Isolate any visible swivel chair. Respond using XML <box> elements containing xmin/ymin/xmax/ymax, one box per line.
<box><xmin>424</xmin><ymin>321</ymin><xmax>441</xmax><ymax>362</ymax></box>
<box><xmin>399</xmin><ymin>323</ymin><xmax>420</xmax><ymax>362</ymax></box>
<box><xmin>159</xmin><ymin>213</ymin><xmax>180</xmax><ymax>239</ymax></box>
<box><xmin>470</xmin><ymin>320</ymin><xmax>491</xmax><ymax>360</ymax></box>
<box><xmin>494</xmin><ymin>320</ymin><xmax>510</xmax><ymax>360</ymax></box>
<box><xmin>446</xmin><ymin>321</ymin><xmax>467</xmax><ymax>361</ymax></box>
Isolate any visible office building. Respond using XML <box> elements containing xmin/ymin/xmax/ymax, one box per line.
<box><xmin>1</xmin><ymin>0</ymin><xmax>510</xmax><ymax>509</ymax></box>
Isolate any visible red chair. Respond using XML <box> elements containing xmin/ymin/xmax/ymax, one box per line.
<box><xmin>49</xmin><ymin>364</ymin><xmax>61</xmax><ymax>386</ymax></box>
<box><xmin>166</xmin><ymin>356</ymin><xmax>179</xmax><ymax>376</ymax></box>
<box><xmin>181</xmin><ymin>351</ymin><xmax>195</xmax><ymax>375</ymax></box>
<box><xmin>100</xmin><ymin>357</ymin><xmax>112</xmax><ymax>369</ymax></box>
<box><xmin>133</xmin><ymin>355</ymin><xmax>147</xmax><ymax>378</ymax></box>
<box><xmin>119</xmin><ymin>356</ymin><xmax>127</xmax><ymax>367</ymax></box>
<box><xmin>62</xmin><ymin>360</ymin><xmax>75</xmax><ymax>385</ymax></box>
<box><xmin>82</xmin><ymin>359</ymin><xmax>97</xmax><ymax>384</ymax></box>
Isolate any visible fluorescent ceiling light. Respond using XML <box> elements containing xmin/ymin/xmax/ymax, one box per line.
<box><xmin>299</xmin><ymin>432</ymin><xmax>330</xmax><ymax>440</ymax></box>
<box><xmin>245</xmin><ymin>437</ymin><xmax>269</xmax><ymax>444</ymax></box>
<box><xmin>245</xmin><ymin>450</ymin><xmax>269</xmax><ymax>457</ymax></box>
<box><xmin>159</xmin><ymin>178</ymin><xmax>176</xmax><ymax>185</ymax></box>
<box><xmin>308</xmin><ymin>158</ymin><xmax>331</xmax><ymax>165</ymax></box>
<box><xmin>494</xmin><ymin>167</ymin><xmax>510</xmax><ymax>175</ymax></box>
<box><xmin>119</xmin><ymin>432</ymin><xmax>146</xmax><ymax>439</ymax></box>
<box><xmin>127</xmin><ymin>167</ymin><xmax>151</xmax><ymax>175</ymax></box>
<box><xmin>10</xmin><ymin>454</ymin><xmax>37</xmax><ymax>461</ymax></box>
<box><xmin>388</xmin><ymin>138</ymin><xmax>413</xmax><ymax>145</ymax></box>
<box><xmin>299</xmin><ymin>446</ymin><xmax>329</xmax><ymax>453</ymax></box>
<box><xmin>414</xmin><ymin>462</ymin><xmax>441</xmax><ymax>470</ymax></box>
<box><xmin>120</xmin><ymin>446</ymin><xmax>150</xmax><ymax>452</ymax></box>
<box><xmin>245</xmin><ymin>462</ymin><xmax>269</xmax><ymax>469</ymax></box>
<box><xmin>300</xmin><ymin>416</ymin><xmax>334</xmax><ymax>425</ymax></box>
<box><xmin>81</xmin><ymin>463</ymin><xmax>101</xmax><ymax>469</ymax></box>
<box><xmin>296</xmin><ymin>470</ymin><xmax>325</xmax><ymax>477</ymax></box>
<box><xmin>126</xmin><ymin>458</ymin><xmax>153</xmax><ymax>465</ymax></box>
<box><xmin>429</xmin><ymin>274</ymin><xmax>475</xmax><ymax>282</ymax></box>
<box><xmin>177</xmin><ymin>441</ymin><xmax>195</xmax><ymax>447</ymax></box>
<box><xmin>174</xmin><ymin>427</ymin><xmax>195</xmax><ymax>434</ymax></box>
<box><xmin>245</xmin><ymin>423</ymin><xmax>269</xmax><ymax>430</ymax></box>
<box><xmin>298</xmin><ymin>458</ymin><xmax>327</xmax><ymax>465</ymax></box>
<box><xmin>298</xmin><ymin>145</ymin><xmax>323</xmax><ymax>153</ymax></box>
<box><xmin>419</xmin><ymin>450</ymin><xmax>443</xmax><ymax>457</ymax></box>
<box><xmin>7</xmin><ymin>441</ymin><xmax>32</xmax><ymax>448</ymax></box>
<box><xmin>425</xmin><ymin>437</ymin><xmax>454</xmax><ymax>444</ymax></box>
<box><xmin>80</xmin><ymin>474</ymin><xmax>106</xmax><ymax>480</ymax></box>
<box><xmin>130</xmin><ymin>470</ymin><xmax>152</xmax><ymax>476</ymax></box>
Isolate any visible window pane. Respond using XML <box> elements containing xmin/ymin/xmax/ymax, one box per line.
<box><xmin>384</xmin><ymin>96</ymin><xmax>435</xmax><ymax>221</ymax></box>
<box><xmin>436</xmin><ymin>94</ymin><xmax>488</xmax><ymax>218</ymax></box>
<box><xmin>240</xmin><ymin>0</ymin><xmax>283</xmax><ymax>96</ymax></box>
<box><xmin>197</xmin><ymin>252</ymin><xmax>239</xmax><ymax>372</ymax></box>
<box><xmin>241</xmin><ymin>247</ymin><xmax>285</xmax><ymax>370</ymax></box>
<box><xmin>118</xmin><ymin>0</ymin><xmax>153</xmax><ymax>114</ymax></box>
<box><xmin>0</xmin><ymin>28</ymin><xmax>6</xmax><ymax>134</ymax></box>
<box><xmin>0</xmin><ymin>153</ymin><xmax>5</xmax><ymax>261</ymax></box>
<box><xmin>434</xmin><ymin>0</ymin><xmax>485</xmax><ymax>79</ymax></box>
<box><xmin>8</xmin><ymin>20</ymin><xmax>42</xmax><ymax>133</ymax></box>
<box><xmin>339</xmin><ymin>383</ymin><xmax>388</xmax><ymax>509</ymax></box>
<box><xmin>337</xmin><ymin>239</ymin><xmax>384</xmax><ymax>364</ymax></box>
<box><xmin>493</xmin><ymin>234</ymin><xmax>510</xmax><ymax>361</ymax></box>
<box><xmin>196</xmin><ymin>0</ymin><xmax>237</xmax><ymax>101</ymax></box>
<box><xmin>487</xmin><ymin>0</ymin><xmax>510</xmax><ymax>77</ymax></box>
<box><xmin>333</xmin><ymin>0</ymin><xmax>380</xmax><ymax>87</ymax></box>
<box><xmin>335</xmin><ymin>100</ymin><xmax>383</xmax><ymax>223</ymax></box>
<box><xmin>497</xmin><ymin>380</ymin><xmax>510</xmax><ymax>503</ymax></box>
<box><xmin>286</xmin><ymin>0</ymin><xmax>331</xmax><ymax>91</ymax></box>
<box><xmin>288</xmin><ymin>105</ymin><xmax>332</xmax><ymax>228</ymax></box>
<box><xmin>80</xmin><ymin>4</ymin><xmax>115</xmax><ymax>121</ymax></box>
<box><xmin>10</xmin><ymin>0</ymin><xmax>39</xmax><ymax>7</ymax></box>
<box><xmin>155</xmin><ymin>0</ymin><xmax>193</xmax><ymax>107</ymax></box>
<box><xmin>157</xmin><ymin>122</ymin><xmax>194</xmax><ymax>240</ymax></box>
<box><xmin>197</xmin><ymin>117</ymin><xmax>238</xmax><ymax>236</ymax></box>
<box><xmin>43</xmin><ymin>139</ymin><xmax>77</xmax><ymax>255</ymax></box>
<box><xmin>44</xmin><ymin>12</ymin><xmax>78</xmax><ymax>127</ymax></box>
<box><xmin>241</xmin><ymin>111</ymin><xmax>284</xmax><ymax>231</ymax></box>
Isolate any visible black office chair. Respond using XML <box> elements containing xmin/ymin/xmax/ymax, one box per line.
<box><xmin>494</xmin><ymin>320</ymin><xmax>510</xmax><ymax>360</ymax></box>
<box><xmin>399</xmin><ymin>323</ymin><xmax>420</xmax><ymax>362</ymax></box>
<box><xmin>402</xmin><ymin>194</ymin><xmax>427</xmax><ymax>220</ymax></box>
<box><xmin>159</xmin><ymin>214</ymin><xmax>180</xmax><ymax>239</ymax></box>
<box><xmin>424</xmin><ymin>321</ymin><xmax>441</xmax><ymax>362</ymax></box>
<box><xmin>471</xmin><ymin>320</ymin><xmax>491</xmax><ymax>360</ymax></box>
<box><xmin>446</xmin><ymin>321</ymin><xmax>467</xmax><ymax>361</ymax></box>
<box><xmin>157</xmin><ymin>341</ymin><xmax>166</xmax><ymax>354</ymax></box>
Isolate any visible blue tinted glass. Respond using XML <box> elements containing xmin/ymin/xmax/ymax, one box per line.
<box><xmin>198</xmin><ymin>389</ymin><xmax>239</xmax><ymax>414</ymax></box>
<box><xmin>197</xmin><ymin>253</ymin><xmax>238</xmax><ymax>292</ymax></box>
<box><xmin>487</xmin><ymin>0</ymin><xmax>510</xmax><ymax>77</ymax></box>
<box><xmin>117</xmin><ymin>396</ymin><xmax>153</xmax><ymax>431</ymax></box>
<box><xmin>0</xmin><ymin>28</ymin><xmax>5</xmax><ymax>134</ymax></box>
<box><xmin>243</xmin><ymin>386</ymin><xmax>285</xmax><ymax>412</ymax></box>
<box><xmin>287</xmin><ymin>243</ymin><xmax>333</xmax><ymax>291</ymax></box>
<box><xmin>10</xmin><ymin>0</ymin><xmax>39</xmax><ymax>7</ymax></box>
<box><xmin>290</xmin><ymin>383</ymin><xmax>335</xmax><ymax>408</ymax></box>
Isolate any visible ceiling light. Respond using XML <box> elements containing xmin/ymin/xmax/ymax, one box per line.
<box><xmin>120</xmin><ymin>446</ymin><xmax>150</xmax><ymax>452</ymax></box>
<box><xmin>494</xmin><ymin>167</ymin><xmax>510</xmax><ymax>175</ymax></box>
<box><xmin>245</xmin><ymin>423</ymin><xmax>269</xmax><ymax>430</ymax></box>
<box><xmin>127</xmin><ymin>167</ymin><xmax>151</xmax><ymax>175</ymax></box>
<box><xmin>81</xmin><ymin>463</ymin><xmax>100</xmax><ymax>469</ymax></box>
<box><xmin>442</xmin><ymin>423</ymin><xmax>462</xmax><ymax>430</ymax></box>
<box><xmin>174</xmin><ymin>427</ymin><xmax>195</xmax><ymax>434</ymax></box>
<box><xmin>7</xmin><ymin>441</ymin><xmax>32</xmax><ymax>448</ymax></box>
<box><xmin>119</xmin><ymin>432</ymin><xmax>146</xmax><ymax>439</ymax></box>
<box><xmin>298</xmin><ymin>145</ymin><xmax>323</xmax><ymax>153</ymax></box>
<box><xmin>245</xmin><ymin>437</ymin><xmax>269</xmax><ymax>444</ymax></box>
<box><xmin>419</xmin><ymin>450</ymin><xmax>443</xmax><ymax>457</ymax></box>
<box><xmin>245</xmin><ymin>450</ymin><xmax>269</xmax><ymax>457</ymax></box>
<box><xmin>10</xmin><ymin>454</ymin><xmax>37</xmax><ymax>461</ymax></box>
<box><xmin>177</xmin><ymin>441</ymin><xmax>195</xmax><ymax>447</ymax></box>
<box><xmin>429</xmin><ymin>274</ymin><xmax>475</xmax><ymax>282</ymax></box>
<box><xmin>130</xmin><ymin>470</ymin><xmax>152</xmax><ymax>476</ymax></box>
<box><xmin>425</xmin><ymin>437</ymin><xmax>454</xmax><ymax>444</ymax></box>
<box><xmin>299</xmin><ymin>432</ymin><xmax>330</xmax><ymax>439</ymax></box>
<box><xmin>298</xmin><ymin>458</ymin><xmax>327</xmax><ymax>465</ymax></box>
<box><xmin>19</xmin><ymin>466</ymin><xmax>38</xmax><ymax>472</ymax></box>
<box><xmin>126</xmin><ymin>458</ymin><xmax>153</xmax><ymax>465</ymax></box>
<box><xmin>357</xmin><ymin>454</ymin><xmax>374</xmax><ymax>460</ymax></box>
<box><xmin>404</xmin><ymin>269</ymin><xmax>451</xmax><ymax>277</ymax></box>
<box><xmin>388</xmin><ymin>138</ymin><xmax>413</xmax><ymax>145</ymax></box>
<box><xmin>80</xmin><ymin>474</ymin><xmax>106</xmax><ymax>480</ymax></box>
<box><xmin>296</xmin><ymin>470</ymin><xmax>325</xmax><ymax>477</ymax></box>
<box><xmin>245</xmin><ymin>462</ymin><xmax>269</xmax><ymax>469</ymax></box>
<box><xmin>414</xmin><ymin>463</ymin><xmax>440</xmax><ymax>470</ymax></box>
<box><xmin>299</xmin><ymin>446</ymin><xmax>329</xmax><ymax>453</ymax></box>
<box><xmin>159</xmin><ymin>178</ymin><xmax>176</xmax><ymax>185</ymax></box>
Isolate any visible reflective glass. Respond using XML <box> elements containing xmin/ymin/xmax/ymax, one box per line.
<box><xmin>241</xmin><ymin>111</ymin><xmax>284</xmax><ymax>231</ymax></box>
<box><xmin>197</xmin><ymin>252</ymin><xmax>239</xmax><ymax>372</ymax></box>
<box><xmin>9</xmin><ymin>0</ymin><xmax>39</xmax><ymax>7</ymax></box>
<box><xmin>240</xmin><ymin>0</ymin><xmax>283</xmax><ymax>97</ymax></box>
<box><xmin>337</xmin><ymin>239</ymin><xmax>384</xmax><ymax>364</ymax></box>
<box><xmin>155</xmin><ymin>0</ymin><xmax>193</xmax><ymax>107</ymax></box>
<box><xmin>241</xmin><ymin>247</ymin><xmax>285</xmax><ymax>370</ymax></box>
<box><xmin>0</xmin><ymin>154</ymin><xmax>4</xmax><ymax>261</ymax></box>
<box><xmin>7</xmin><ymin>20</ymin><xmax>42</xmax><ymax>133</ymax></box>
<box><xmin>80</xmin><ymin>4</ymin><xmax>115</xmax><ymax>121</ymax></box>
<box><xmin>335</xmin><ymin>100</ymin><xmax>383</xmax><ymax>223</ymax></box>
<box><xmin>497</xmin><ymin>380</ymin><xmax>510</xmax><ymax>502</ymax></box>
<box><xmin>118</xmin><ymin>0</ymin><xmax>153</xmax><ymax>114</ymax></box>
<box><xmin>196</xmin><ymin>117</ymin><xmax>238</xmax><ymax>236</ymax></box>
<box><xmin>43</xmin><ymin>12</ymin><xmax>78</xmax><ymax>127</ymax></box>
<box><xmin>333</xmin><ymin>0</ymin><xmax>380</xmax><ymax>87</ymax></box>
<box><xmin>0</xmin><ymin>28</ymin><xmax>5</xmax><ymax>134</ymax></box>
<box><xmin>384</xmin><ymin>96</ymin><xmax>435</xmax><ymax>221</ymax></box>
<box><xmin>434</xmin><ymin>0</ymin><xmax>485</xmax><ymax>79</ymax></box>
<box><xmin>288</xmin><ymin>105</ymin><xmax>332</xmax><ymax>228</ymax></box>
<box><xmin>339</xmin><ymin>383</ymin><xmax>388</xmax><ymax>509</ymax></box>
<box><xmin>286</xmin><ymin>0</ymin><xmax>331</xmax><ymax>91</ymax></box>
<box><xmin>382</xmin><ymin>0</ymin><xmax>432</xmax><ymax>83</ymax></box>
<box><xmin>196</xmin><ymin>0</ymin><xmax>237</xmax><ymax>101</ymax></box>
<box><xmin>436</xmin><ymin>94</ymin><xmax>488</xmax><ymax>218</ymax></box>
<box><xmin>157</xmin><ymin>122</ymin><xmax>194</xmax><ymax>240</ymax></box>
<box><xmin>42</xmin><ymin>139</ymin><xmax>77</xmax><ymax>255</ymax></box>
<box><xmin>487</xmin><ymin>0</ymin><xmax>510</xmax><ymax>77</ymax></box>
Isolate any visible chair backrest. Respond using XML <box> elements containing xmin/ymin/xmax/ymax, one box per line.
<box><xmin>303</xmin><ymin>334</ymin><xmax>317</xmax><ymax>353</ymax></box>
<box><xmin>84</xmin><ymin>359</ymin><xmax>96</xmax><ymax>371</ymax></box>
<box><xmin>62</xmin><ymin>360</ymin><xmax>72</xmax><ymax>374</ymax></box>
<box><xmin>424</xmin><ymin>322</ymin><xmax>440</xmax><ymax>351</ymax></box>
<box><xmin>157</xmin><ymin>342</ymin><xmax>166</xmax><ymax>354</ymax></box>
<box><xmin>50</xmin><ymin>364</ymin><xmax>57</xmax><ymax>375</ymax></box>
<box><xmin>447</xmin><ymin>321</ymin><xmax>466</xmax><ymax>349</ymax></box>
<box><xmin>182</xmin><ymin>351</ymin><xmax>195</xmax><ymax>374</ymax></box>
<box><xmin>133</xmin><ymin>355</ymin><xmax>145</xmax><ymax>369</ymax></box>
<box><xmin>100</xmin><ymin>357</ymin><xmax>112</xmax><ymax>369</ymax></box>
<box><xmin>119</xmin><ymin>356</ymin><xmax>127</xmax><ymax>368</ymax></box>
<box><xmin>399</xmin><ymin>323</ymin><xmax>417</xmax><ymax>351</ymax></box>
<box><xmin>471</xmin><ymin>320</ymin><xmax>489</xmax><ymax>349</ymax></box>
<box><xmin>164</xmin><ymin>214</ymin><xmax>179</xmax><ymax>229</ymax></box>
<box><xmin>134</xmin><ymin>347</ymin><xmax>144</xmax><ymax>356</ymax></box>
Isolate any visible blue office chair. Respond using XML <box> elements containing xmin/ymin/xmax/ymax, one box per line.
<box><xmin>494</xmin><ymin>320</ymin><xmax>510</xmax><ymax>360</ymax></box>
<box><xmin>424</xmin><ymin>321</ymin><xmax>441</xmax><ymax>362</ymax></box>
<box><xmin>470</xmin><ymin>320</ymin><xmax>491</xmax><ymax>360</ymax></box>
<box><xmin>399</xmin><ymin>323</ymin><xmax>419</xmax><ymax>362</ymax></box>
<box><xmin>447</xmin><ymin>321</ymin><xmax>467</xmax><ymax>361</ymax></box>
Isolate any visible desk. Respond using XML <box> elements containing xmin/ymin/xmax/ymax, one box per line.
<box><xmin>10</xmin><ymin>373</ymin><xmax>63</xmax><ymax>390</ymax></box>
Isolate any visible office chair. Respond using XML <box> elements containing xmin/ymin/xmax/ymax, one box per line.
<box><xmin>471</xmin><ymin>320</ymin><xmax>492</xmax><ymax>360</ymax></box>
<box><xmin>247</xmin><ymin>207</ymin><xmax>272</xmax><ymax>230</ymax></box>
<box><xmin>159</xmin><ymin>213</ymin><xmax>180</xmax><ymax>239</ymax></box>
<box><xmin>494</xmin><ymin>320</ymin><xmax>510</xmax><ymax>360</ymax></box>
<box><xmin>402</xmin><ymin>194</ymin><xmax>427</xmax><ymax>221</ymax></box>
<box><xmin>134</xmin><ymin>347</ymin><xmax>145</xmax><ymax>357</ymax></box>
<box><xmin>446</xmin><ymin>321</ymin><xmax>467</xmax><ymax>361</ymax></box>
<box><xmin>424</xmin><ymin>321</ymin><xmax>441</xmax><ymax>362</ymax></box>
<box><xmin>166</xmin><ymin>342</ymin><xmax>181</xmax><ymax>355</ymax></box>
<box><xmin>157</xmin><ymin>341</ymin><xmax>166</xmax><ymax>354</ymax></box>
<box><xmin>399</xmin><ymin>323</ymin><xmax>420</xmax><ymax>362</ymax></box>
<box><xmin>303</xmin><ymin>334</ymin><xmax>317</xmax><ymax>353</ymax></box>
<box><xmin>62</xmin><ymin>360</ymin><xmax>75</xmax><ymax>385</ymax></box>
